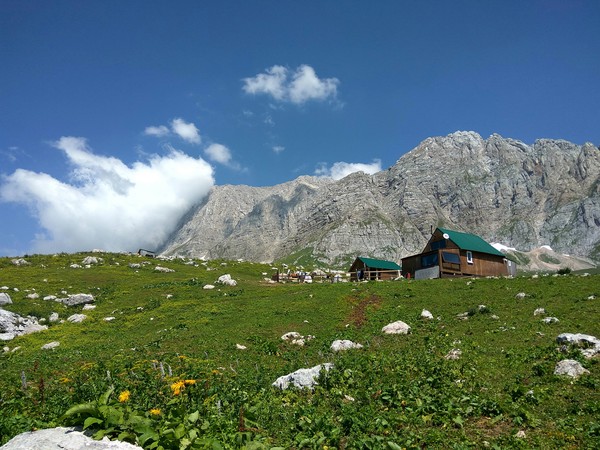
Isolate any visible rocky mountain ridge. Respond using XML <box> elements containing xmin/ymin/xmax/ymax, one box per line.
<box><xmin>159</xmin><ymin>131</ymin><xmax>600</xmax><ymax>267</ymax></box>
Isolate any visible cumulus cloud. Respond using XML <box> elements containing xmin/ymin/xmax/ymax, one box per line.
<box><xmin>203</xmin><ymin>143</ymin><xmax>245</xmax><ymax>172</ymax></box>
<box><xmin>315</xmin><ymin>159</ymin><xmax>382</xmax><ymax>180</ymax></box>
<box><xmin>143</xmin><ymin>119</ymin><xmax>201</xmax><ymax>144</ymax></box>
<box><xmin>0</xmin><ymin>137</ymin><xmax>214</xmax><ymax>254</ymax></box>
<box><xmin>272</xmin><ymin>145</ymin><xmax>285</xmax><ymax>154</ymax></box>
<box><xmin>242</xmin><ymin>64</ymin><xmax>339</xmax><ymax>104</ymax></box>
<box><xmin>170</xmin><ymin>118</ymin><xmax>201</xmax><ymax>144</ymax></box>
<box><xmin>144</xmin><ymin>125</ymin><xmax>170</xmax><ymax>137</ymax></box>
<box><xmin>204</xmin><ymin>143</ymin><xmax>232</xmax><ymax>165</ymax></box>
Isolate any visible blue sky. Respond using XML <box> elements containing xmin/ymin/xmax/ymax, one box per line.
<box><xmin>1</xmin><ymin>0</ymin><xmax>599</xmax><ymax>256</ymax></box>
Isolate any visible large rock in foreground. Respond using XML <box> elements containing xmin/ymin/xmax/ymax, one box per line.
<box><xmin>0</xmin><ymin>427</ymin><xmax>142</xmax><ymax>449</ymax></box>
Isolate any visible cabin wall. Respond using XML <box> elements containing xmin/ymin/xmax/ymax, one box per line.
<box><xmin>403</xmin><ymin>250</ymin><xmax>509</xmax><ymax>278</ymax></box>
<box><xmin>401</xmin><ymin>254</ymin><xmax>420</xmax><ymax>278</ymax></box>
<box><xmin>458</xmin><ymin>252</ymin><xmax>508</xmax><ymax>277</ymax></box>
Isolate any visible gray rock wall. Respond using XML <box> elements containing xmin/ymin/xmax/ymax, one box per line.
<box><xmin>159</xmin><ymin>132</ymin><xmax>600</xmax><ymax>265</ymax></box>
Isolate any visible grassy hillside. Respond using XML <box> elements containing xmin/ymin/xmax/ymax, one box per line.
<box><xmin>0</xmin><ymin>252</ymin><xmax>599</xmax><ymax>449</ymax></box>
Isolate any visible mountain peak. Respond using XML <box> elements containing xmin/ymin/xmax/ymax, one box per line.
<box><xmin>159</xmin><ymin>132</ymin><xmax>600</xmax><ymax>266</ymax></box>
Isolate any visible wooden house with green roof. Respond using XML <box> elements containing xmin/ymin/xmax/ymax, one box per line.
<box><xmin>349</xmin><ymin>256</ymin><xmax>402</xmax><ymax>281</ymax></box>
<box><xmin>401</xmin><ymin>227</ymin><xmax>516</xmax><ymax>279</ymax></box>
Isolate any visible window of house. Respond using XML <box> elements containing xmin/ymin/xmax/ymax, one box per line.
<box><xmin>442</xmin><ymin>252</ymin><xmax>461</xmax><ymax>264</ymax></box>
<box><xmin>466</xmin><ymin>251</ymin><xmax>473</xmax><ymax>264</ymax></box>
<box><xmin>421</xmin><ymin>253</ymin><xmax>439</xmax><ymax>268</ymax></box>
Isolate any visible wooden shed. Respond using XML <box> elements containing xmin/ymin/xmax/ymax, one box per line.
<box><xmin>401</xmin><ymin>227</ymin><xmax>516</xmax><ymax>279</ymax></box>
<box><xmin>349</xmin><ymin>257</ymin><xmax>402</xmax><ymax>281</ymax></box>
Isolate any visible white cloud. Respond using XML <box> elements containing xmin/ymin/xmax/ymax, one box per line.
<box><xmin>204</xmin><ymin>143</ymin><xmax>232</xmax><ymax>165</ymax></box>
<box><xmin>272</xmin><ymin>145</ymin><xmax>285</xmax><ymax>154</ymax></box>
<box><xmin>243</xmin><ymin>65</ymin><xmax>339</xmax><ymax>104</ymax></box>
<box><xmin>144</xmin><ymin>125</ymin><xmax>170</xmax><ymax>137</ymax></box>
<box><xmin>0</xmin><ymin>137</ymin><xmax>214</xmax><ymax>254</ymax></box>
<box><xmin>242</xmin><ymin>65</ymin><xmax>287</xmax><ymax>100</ymax></box>
<box><xmin>170</xmin><ymin>118</ymin><xmax>201</xmax><ymax>144</ymax></box>
<box><xmin>289</xmin><ymin>65</ymin><xmax>339</xmax><ymax>104</ymax></box>
<box><xmin>315</xmin><ymin>159</ymin><xmax>382</xmax><ymax>180</ymax></box>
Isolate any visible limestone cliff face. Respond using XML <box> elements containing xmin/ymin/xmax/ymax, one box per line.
<box><xmin>159</xmin><ymin>132</ymin><xmax>600</xmax><ymax>265</ymax></box>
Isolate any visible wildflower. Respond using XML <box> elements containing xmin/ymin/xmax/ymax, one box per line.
<box><xmin>118</xmin><ymin>390</ymin><xmax>131</xmax><ymax>403</ymax></box>
<box><xmin>60</xmin><ymin>377</ymin><xmax>71</xmax><ymax>383</ymax></box>
<box><xmin>171</xmin><ymin>380</ymin><xmax>185</xmax><ymax>395</ymax></box>
<box><xmin>184</xmin><ymin>379</ymin><xmax>196</xmax><ymax>385</ymax></box>
<box><xmin>149</xmin><ymin>408</ymin><xmax>161</xmax><ymax>416</ymax></box>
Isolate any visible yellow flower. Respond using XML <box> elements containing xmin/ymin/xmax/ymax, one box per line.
<box><xmin>149</xmin><ymin>408</ymin><xmax>161</xmax><ymax>416</ymax></box>
<box><xmin>171</xmin><ymin>380</ymin><xmax>185</xmax><ymax>396</ymax></box>
<box><xmin>118</xmin><ymin>390</ymin><xmax>131</xmax><ymax>403</ymax></box>
<box><xmin>184</xmin><ymin>379</ymin><xmax>196</xmax><ymax>385</ymax></box>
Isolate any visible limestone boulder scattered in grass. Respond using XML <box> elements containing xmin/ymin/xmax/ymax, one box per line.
<box><xmin>273</xmin><ymin>363</ymin><xmax>334</xmax><ymax>390</ymax></box>
<box><xmin>382</xmin><ymin>320</ymin><xmax>411</xmax><ymax>335</ymax></box>
<box><xmin>0</xmin><ymin>426</ymin><xmax>143</xmax><ymax>449</ymax></box>
<box><xmin>0</xmin><ymin>293</ymin><xmax>12</xmax><ymax>306</ymax></box>
<box><xmin>554</xmin><ymin>359</ymin><xmax>589</xmax><ymax>378</ymax></box>
<box><xmin>330</xmin><ymin>339</ymin><xmax>363</xmax><ymax>352</ymax></box>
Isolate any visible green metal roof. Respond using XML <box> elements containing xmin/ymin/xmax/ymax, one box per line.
<box><xmin>357</xmin><ymin>257</ymin><xmax>401</xmax><ymax>270</ymax></box>
<box><xmin>437</xmin><ymin>227</ymin><xmax>504</xmax><ymax>257</ymax></box>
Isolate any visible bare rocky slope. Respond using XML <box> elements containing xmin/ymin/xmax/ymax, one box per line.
<box><xmin>159</xmin><ymin>131</ymin><xmax>600</xmax><ymax>267</ymax></box>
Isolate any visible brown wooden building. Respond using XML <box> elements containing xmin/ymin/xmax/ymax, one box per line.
<box><xmin>401</xmin><ymin>227</ymin><xmax>516</xmax><ymax>279</ymax></box>
<box><xmin>349</xmin><ymin>257</ymin><xmax>402</xmax><ymax>281</ymax></box>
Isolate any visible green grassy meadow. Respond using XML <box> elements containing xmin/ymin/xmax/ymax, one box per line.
<box><xmin>0</xmin><ymin>252</ymin><xmax>599</xmax><ymax>449</ymax></box>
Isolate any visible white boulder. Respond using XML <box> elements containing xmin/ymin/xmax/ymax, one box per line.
<box><xmin>542</xmin><ymin>317</ymin><xmax>559</xmax><ymax>324</ymax></box>
<box><xmin>281</xmin><ymin>331</ymin><xmax>302</xmax><ymax>341</ymax></box>
<box><xmin>61</xmin><ymin>294</ymin><xmax>95</xmax><ymax>307</ymax></box>
<box><xmin>554</xmin><ymin>359</ymin><xmax>590</xmax><ymax>378</ymax></box>
<box><xmin>533</xmin><ymin>308</ymin><xmax>546</xmax><ymax>316</ymax></box>
<box><xmin>330</xmin><ymin>339</ymin><xmax>363</xmax><ymax>352</ymax></box>
<box><xmin>41</xmin><ymin>341</ymin><xmax>60</xmax><ymax>350</ymax></box>
<box><xmin>67</xmin><ymin>314</ymin><xmax>87</xmax><ymax>323</ymax></box>
<box><xmin>382</xmin><ymin>320</ymin><xmax>411</xmax><ymax>335</ymax></box>
<box><xmin>217</xmin><ymin>274</ymin><xmax>237</xmax><ymax>286</ymax></box>
<box><xmin>556</xmin><ymin>333</ymin><xmax>600</xmax><ymax>358</ymax></box>
<box><xmin>272</xmin><ymin>363</ymin><xmax>334</xmax><ymax>390</ymax></box>
<box><xmin>82</xmin><ymin>256</ymin><xmax>101</xmax><ymax>265</ymax></box>
<box><xmin>11</xmin><ymin>258</ymin><xmax>30</xmax><ymax>266</ymax></box>
<box><xmin>0</xmin><ymin>292</ymin><xmax>12</xmax><ymax>306</ymax></box>
<box><xmin>420</xmin><ymin>309</ymin><xmax>433</xmax><ymax>320</ymax></box>
<box><xmin>0</xmin><ymin>426</ymin><xmax>142</xmax><ymax>449</ymax></box>
<box><xmin>0</xmin><ymin>309</ymin><xmax>48</xmax><ymax>341</ymax></box>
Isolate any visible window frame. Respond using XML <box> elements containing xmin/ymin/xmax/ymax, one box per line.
<box><xmin>466</xmin><ymin>251</ymin><xmax>473</xmax><ymax>265</ymax></box>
